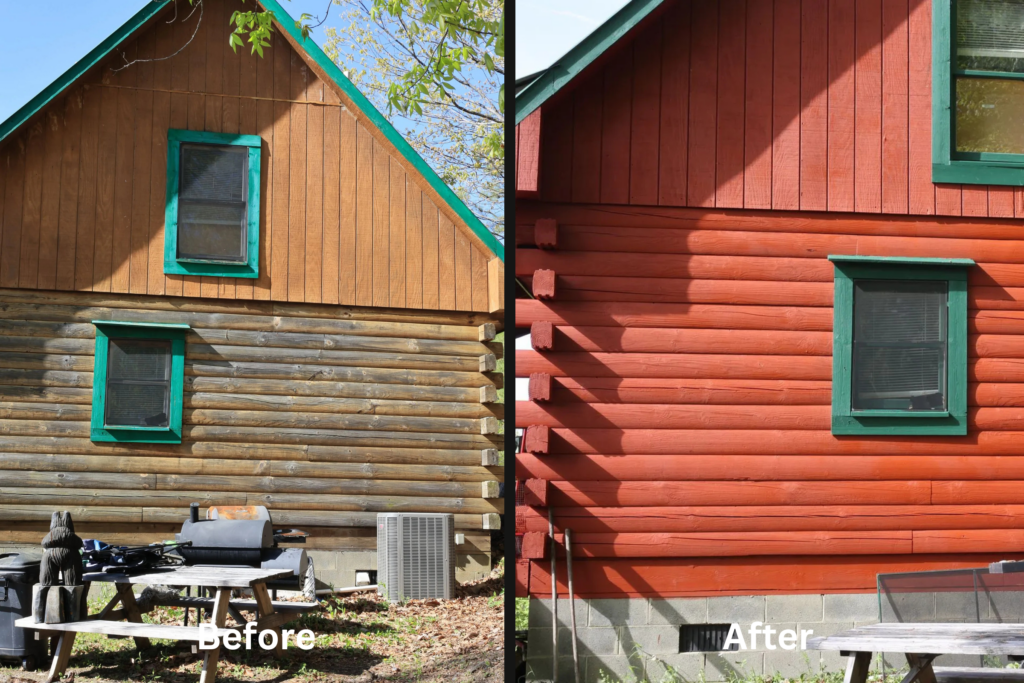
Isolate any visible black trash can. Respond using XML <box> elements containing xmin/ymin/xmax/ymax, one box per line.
<box><xmin>0</xmin><ymin>552</ymin><xmax>48</xmax><ymax>671</ymax></box>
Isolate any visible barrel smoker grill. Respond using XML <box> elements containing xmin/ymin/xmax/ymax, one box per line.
<box><xmin>175</xmin><ymin>504</ymin><xmax>312</xmax><ymax>593</ymax></box>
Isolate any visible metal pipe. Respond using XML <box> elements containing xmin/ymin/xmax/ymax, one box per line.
<box><xmin>314</xmin><ymin>585</ymin><xmax>378</xmax><ymax>595</ymax></box>
<box><xmin>549</xmin><ymin>506</ymin><xmax>557</xmax><ymax>682</ymax></box>
<box><xmin>565</xmin><ymin>528</ymin><xmax>580</xmax><ymax>683</ymax></box>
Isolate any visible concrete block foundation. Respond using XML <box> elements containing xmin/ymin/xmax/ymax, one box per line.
<box><xmin>525</xmin><ymin>592</ymin><xmax>996</xmax><ymax>682</ymax></box>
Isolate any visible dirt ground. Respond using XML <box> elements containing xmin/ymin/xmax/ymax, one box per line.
<box><xmin>0</xmin><ymin>566</ymin><xmax>504</xmax><ymax>683</ymax></box>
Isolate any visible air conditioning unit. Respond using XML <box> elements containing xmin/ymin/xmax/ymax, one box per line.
<box><xmin>377</xmin><ymin>513</ymin><xmax>455</xmax><ymax>602</ymax></box>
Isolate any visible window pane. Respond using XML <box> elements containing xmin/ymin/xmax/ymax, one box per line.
<box><xmin>104</xmin><ymin>338</ymin><xmax>172</xmax><ymax>427</ymax></box>
<box><xmin>956</xmin><ymin>76</ymin><xmax>1024</xmax><ymax>154</ymax></box>
<box><xmin>957</xmin><ymin>0</ymin><xmax>1024</xmax><ymax>72</ymax></box>
<box><xmin>105</xmin><ymin>383</ymin><xmax>170</xmax><ymax>427</ymax></box>
<box><xmin>852</xmin><ymin>280</ymin><xmax>947</xmax><ymax>412</ymax></box>
<box><xmin>107</xmin><ymin>339</ymin><xmax>170</xmax><ymax>381</ymax></box>
<box><xmin>180</xmin><ymin>144</ymin><xmax>247</xmax><ymax>202</ymax></box>
<box><xmin>177</xmin><ymin>201</ymin><xmax>246</xmax><ymax>261</ymax></box>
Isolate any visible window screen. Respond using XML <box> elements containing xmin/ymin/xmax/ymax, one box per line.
<box><xmin>177</xmin><ymin>143</ymin><xmax>248</xmax><ymax>263</ymax></box>
<box><xmin>852</xmin><ymin>280</ymin><xmax>948</xmax><ymax>412</ymax></box>
<box><xmin>104</xmin><ymin>339</ymin><xmax>172</xmax><ymax>427</ymax></box>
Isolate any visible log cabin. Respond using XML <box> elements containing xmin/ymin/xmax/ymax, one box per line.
<box><xmin>515</xmin><ymin>0</ymin><xmax>1024</xmax><ymax>679</ymax></box>
<box><xmin>0</xmin><ymin>0</ymin><xmax>505</xmax><ymax>589</ymax></box>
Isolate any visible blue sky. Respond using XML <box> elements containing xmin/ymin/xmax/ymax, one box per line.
<box><xmin>0</xmin><ymin>0</ymin><xmax>339</xmax><ymax>124</ymax></box>
<box><xmin>515</xmin><ymin>0</ymin><xmax>630</xmax><ymax>79</ymax></box>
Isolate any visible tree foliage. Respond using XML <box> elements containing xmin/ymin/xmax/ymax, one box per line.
<box><xmin>220</xmin><ymin>0</ymin><xmax>504</xmax><ymax>239</ymax></box>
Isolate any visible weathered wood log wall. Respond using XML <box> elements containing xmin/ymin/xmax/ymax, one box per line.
<box><xmin>0</xmin><ymin>288</ymin><xmax>502</xmax><ymax>556</ymax></box>
<box><xmin>0</xmin><ymin>0</ymin><xmax>497</xmax><ymax>310</ymax></box>
<box><xmin>515</xmin><ymin>201</ymin><xmax>1024</xmax><ymax>598</ymax></box>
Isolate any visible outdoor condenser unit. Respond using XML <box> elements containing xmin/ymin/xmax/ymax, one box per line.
<box><xmin>376</xmin><ymin>513</ymin><xmax>455</xmax><ymax>602</ymax></box>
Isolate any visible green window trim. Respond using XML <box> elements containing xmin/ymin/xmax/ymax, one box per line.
<box><xmin>90</xmin><ymin>321</ymin><xmax>189</xmax><ymax>443</ymax></box>
<box><xmin>829</xmin><ymin>255</ymin><xmax>974</xmax><ymax>436</ymax></box>
<box><xmin>932</xmin><ymin>0</ymin><xmax>1024</xmax><ymax>185</ymax></box>
<box><xmin>164</xmin><ymin>129</ymin><xmax>262</xmax><ymax>278</ymax></box>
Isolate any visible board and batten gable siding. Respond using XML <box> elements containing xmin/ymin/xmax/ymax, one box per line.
<box><xmin>0</xmin><ymin>288</ymin><xmax>502</xmax><ymax>562</ymax></box>
<box><xmin>0</xmin><ymin>0</ymin><xmax>495</xmax><ymax>311</ymax></box>
<box><xmin>526</xmin><ymin>0</ymin><xmax>1023</xmax><ymax>218</ymax></box>
<box><xmin>515</xmin><ymin>200</ymin><xmax>1024</xmax><ymax>598</ymax></box>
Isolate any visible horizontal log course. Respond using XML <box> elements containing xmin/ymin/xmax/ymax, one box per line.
<box><xmin>519</xmin><ymin>250</ymin><xmax>1024</xmax><ymax>289</ymax></box>
<box><xmin>539</xmin><ymin>428</ymin><xmax>1024</xmax><ymax>455</ymax></box>
<box><xmin>933</xmin><ymin>481</ymin><xmax>1024</xmax><ymax>504</ymax></box>
<box><xmin>187</xmin><ymin>343</ymin><xmax>488</xmax><ymax>373</ymax></box>
<box><xmin>0</xmin><ymin>335</ymin><xmax>93</xmax><ymax>355</ymax></box>
<box><xmin>0</xmin><ymin>319</ymin><xmax>96</xmax><ymax>339</ymax></box>
<box><xmin>0</xmin><ymin>402</ymin><xmax>90</xmax><ymax>421</ymax></box>
<box><xmin>547</xmin><ymin>378</ymin><xmax>833</xmax><ymax>404</ymax></box>
<box><xmin>546</xmin><ymin>480</ymin><xmax>932</xmax><ymax>506</ymax></box>
<box><xmin>186</xmin><ymin>327</ymin><xmax>496</xmax><ymax>358</ymax></box>
<box><xmin>515</xmin><ymin>202</ymin><xmax>1024</xmax><ymax>242</ymax></box>
<box><xmin>519</xmin><ymin>351</ymin><xmax>1024</xmax><ymax>383</ymax></box>
<box><xmin>515</xmin><ymin>404</ymin><xmax>1024</xmax><ymax>431</ymax></box>
<box><xmin>184</xmin><ymin>391</ymin><xmax>501</xmax><ymax>420</ymax></box>
<box><xmin>0</xmin><ymin>301</ymin><xmax>481</xmax><ymax>342</ymax></box>
<box><xmin>0</xmin><ymin>436</ymin><xmax>494</xmax><ymax>466</ymax></box>
<box><xmin>156</xmin><ymin>473</ymin><xmax>487</xmax><ymax>499</ymax></box>
<box><xmin>0</xmin><ymin>420</ymin><xmax>500</xmax><ymax>450</ymax></box>
<box><xmin>0</xmin><ymin>385</ymin><xmax>93</xmax><ymax>404</ymax></box>
<box><xmin>0</xmin><ymin>369</ymin><xmax>92</xmax><ymax>388</ymax></box>
<box><xmin>0</xmin><ymin>486</ymin><xmax>501</xmax><ymax>514</ymax></box>
<box><xmin>525</xmin><ymin>553</ymin><xmax>1005</xmax><ymax>598</ymax></box>
<box><xmin>0</xmin><ymin>288</ymin><xmax>493</xmax><ymax>329</ymax></box>
<box><xmin>518</xmin><ymin>300</ymin><xmax>1024</xmax><ymax>337</ymax></box>
<box><xmin>540</xmin><ymin>531</ymin><xmax>915</xmax><ymax>557</ymax></box>
<box><xmin>0</xmin><ymin>452</ymin><xmax>502</xmax><ymax>483</ymax></box>
<box><xmin>186</xmin><ymin>359</ymin><xmax>500</xmax><ymax>389</ymax></box>
<box><xmin>183</xmin><ymin>425</ymin><xmax>499</xmax><ymax>450</ymax></box>
<box><xmin>517</xmin><ymin>505</ymin><xmax>1024</xmax><ymax>533</ymax></box>
<box><xmin>532</xmin><ymin>530</ymin><xmax>1024</xmax><ymax>557</ymax></box>
<box><xmin>183</xmin><ymin>407</ymin><xmax>487</xmax><ymax>435</ymax></box>
<box><xmin>183</xmin><ymin>375</ymin><xmax>484</xmax><ymax>404</ymax></box>
<box><xmin>516</xmin><ymin>300</ymin><xmax>834</xmax><ymax>331</ymax></box>
<box><xmin>515</xmin><ymin>453</ymin><xmax>1024</xmax><ymax>482</ymax></box>
<box><xmin>545</xmin><ymin>327</ymin><xmax>833</xmax><ymax>355</ymax></box>
<box><xmin>511</xmin><ymin>223</ymin><xmax>1024</xmax><ymax>264</ymax></box>
<box><xmin>0</xmin><ymin>352</ymin><xmax>92</xmax><ymax>372</ymax></box>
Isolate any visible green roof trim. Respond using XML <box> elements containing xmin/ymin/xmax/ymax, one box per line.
<box><xmin>0</xmin><ymin>0</ymin><xmax>501</xmax><ymax>263</ymax></box>
<box><xmin>514</xmin><ymin>0</ymin><xmax>665</xmax><ymax>126</ymax></box>
<box><xmin>92</xmin><ymin>320</ymin><xmax>191</xmax><ymax>330</ymax></box>
<box><xmin>0</xmin><ymin>0</ymin><xmax>172</xmax><ymax>144</ymax></box>
<box><xmin>258</xmin><ymin>0</ymin><xmax>503</xmax><ymax>261</ymax></box>
<box><xmin>828</xmin><ymin>255</ymin><xmax>976</xmax><ymax>267</ymax></box>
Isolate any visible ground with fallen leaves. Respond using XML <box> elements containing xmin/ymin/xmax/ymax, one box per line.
<box><xmin>0</xmin><ymin>565</ymin><xmax>503</xmax><ymax>683</ymax></box>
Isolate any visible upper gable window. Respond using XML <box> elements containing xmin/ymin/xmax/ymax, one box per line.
<box><xmin>164</xmin><ymin>129</ymin><xmax>261</xmax><ymax>278</ymax></box>
<box><xmin>933</xmin><ymin>0</ymin><xmax>1024</xmax><ymax>184</ymax></box>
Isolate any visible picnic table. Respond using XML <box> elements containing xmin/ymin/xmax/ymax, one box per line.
<box><xmin>808</xmin><ymin>623</ymin><xmax>1024</xmax><ymax>683</ymax></box>
<box><xmin>15</xmin><ymin>566</ymin><xmax>318</xmax><ymax>683</ymax></box>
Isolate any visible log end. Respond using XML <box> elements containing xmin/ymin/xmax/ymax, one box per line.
<box><xmin>479</xmin><ymin>385</ymin><xmax>498</xmax><ymax>403</ymax></box>
<box><xmin>530</xmin><ymin>321</ymin><xmax>553</xmax><ymax>351</ymax></box>
<box><xmin>535</xmin><ymin>219</ymin><xmax>558</xmax><ymax>249</ymax></box>
<box><xmin>481</xmin><ymin>481</ymin><xmax>500</xmax><ymax>498</ymax></box>
<box><xmin>523</xmin><ymin>478</ymin><xmax>549</xmax><ymax>507</ymax></box>
<box><xmin>480</xmin><ymin>417</ymin><xmax>502</xmax><ymax>435</ymax></box>
<box><xmin>528</xmin><ymin>373</ymin><xmax>551</xmax><ymax>401</ymax></box>
<box><xmin>482</xmin><ymin>513</ymin><xmax>500</xmax><ymax>530</ymax></box>
<box><xmin>481</xmin><ymin>448</ymin><xmax>500</xmax><ymax>466</ymax></box>
<box><xmin>532</xmin><ymin>270</ymin><xmax>556</xmax><ymax>299</ymax></box>
<box><xmin>523</xmin><ymin>425</ymin><xmax>550</xmax><ymax>454</ymax></box>
<box><xmin>478</xmin><ymin>323</ymin><xmax>496</xmax><ymax>342</ymax></box>
<box><xmin>479</xmin><ymin>354</ymin><xmax>498</xmax><ymax>372</ymax></box>
<box><xmin>520</xmin><ymin>532</ymin><xmax>548</xmax><ymax>560</ymax></box>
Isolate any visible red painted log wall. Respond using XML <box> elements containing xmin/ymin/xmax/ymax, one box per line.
<box><xmin>514</xmin><ymin>0</ymin><xmax>1024</xmax><ymax>598</ymax></box>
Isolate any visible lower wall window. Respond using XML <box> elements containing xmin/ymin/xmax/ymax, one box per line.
<box><xmin>829</xmin><ymin>255</ymin><xmax>974</xmax><ymax>436</ymax></box>
<box><xmin>90</xmin><ymin>321</ymin><xmax>189</xmax><ymax>443</ymax></box>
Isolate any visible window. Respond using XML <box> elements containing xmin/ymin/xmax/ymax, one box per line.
<box><xmin>90</xmin><ymin>321</ymin><xmax>189</xmax><ymax>443</ymax></box>
<box><xmin>164</xmin><ymin>129</ymin><xmax>261</xmax><ymax>277</ymax></box>
<box><xmin>934</xmin><ymin>0</ymin><xmax>1024</xmax><ymax>184</ymax></box>
<box><xmin>830</xmin><ymin>256</ymin><xmax>973</xmax><ymax>436</ymax></box>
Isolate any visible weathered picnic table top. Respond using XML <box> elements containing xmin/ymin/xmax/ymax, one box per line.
<box><xmin>83</xmin><ymin>566</ymin><xmax>293</xmax><ymax>588</ymax></box>
<box><xmin>808</xmin><ymin>623</ymin><xmax>1024</xmax><ymax>656</ymax></box>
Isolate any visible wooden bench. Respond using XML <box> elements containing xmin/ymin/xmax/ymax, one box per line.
<box><xmin>15</xmin><ymin>616</ymin><xmax>236</xmax><ymax>642</ymax></box>
<box><xmin>934</xmin><ymin>667</ymin><xmax>1024</xmax><ymax>683</ymax></box>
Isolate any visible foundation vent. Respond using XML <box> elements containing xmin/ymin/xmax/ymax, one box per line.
<box><xmin>679</xmin><ymin>624</ymin><xmax>739</xmax><ymax>653</ymax></box>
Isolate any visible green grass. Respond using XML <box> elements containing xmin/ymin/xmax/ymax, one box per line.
<box><xmin>515</xmin><ymin>597</ymin><xmax>528</xmax><ymax>631</ymax></box>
